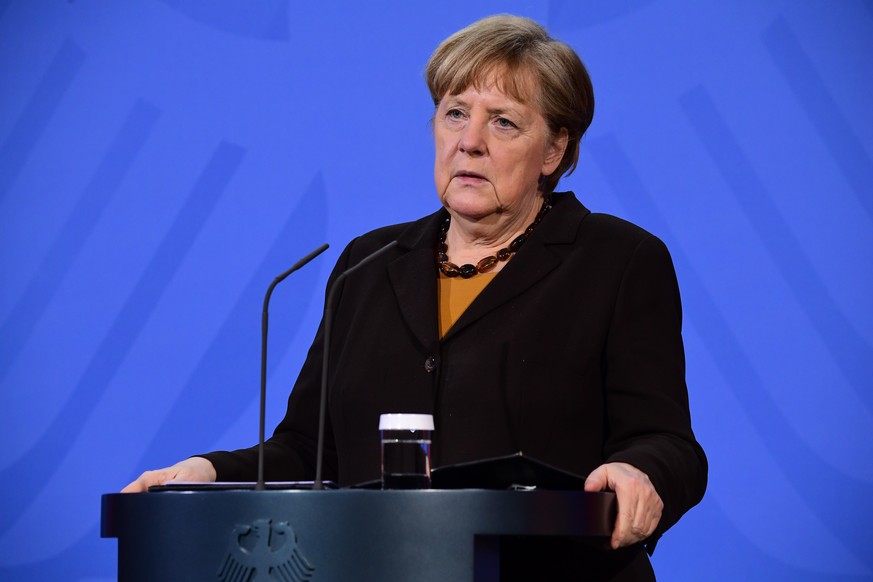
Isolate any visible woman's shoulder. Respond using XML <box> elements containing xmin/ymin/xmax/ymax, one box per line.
<box><xmin>334</xmin><ymin>210</ymin><xmax>444</xmax><ymax>262</ymax></box>
<box><xmin>554</xmin><ymin>191</ymin><xmax>666</xmax><ymax>252</ymax></box>
<box><xmin>346</xmin><ymin>209</ymin><xmax>445</xmax><ymax>256</ymax></box>
<box><xmin>582</xmin><ymin>213</ymin><xmax>655</xmax><ymax>244</ymax></box>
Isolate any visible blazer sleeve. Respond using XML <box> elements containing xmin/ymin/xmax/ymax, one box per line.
<box><xmin>600</xmin><ymin>234</ymin><xmax>708</xmax><ymax>538</ymax></box>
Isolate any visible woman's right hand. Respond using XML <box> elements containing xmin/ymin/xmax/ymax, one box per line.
<box><xmin>121</xmin><ymin>456</ymin><xmax>217</xmax><ymax>493</ymax></box>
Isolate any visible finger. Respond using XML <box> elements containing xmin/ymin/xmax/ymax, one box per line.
<box><xmin>613</xmin><ymin>473</ymin><xmax>647</xmax><ymax>548</ymax></box>
<box><xmin>120</xmin><ymin>469</ymin><xmax>172</xmax><ymax>493</ymax></box>
<box><xmin>121</xmin><ymin>472</ymin><xmax>152</xmax><ymax>493</ymax></box>
<box><xmin>611</xmin><ymin>497</ymin><xmax>633</xmax><ymax>549</ymax></box>
<box><xmin>120</xmin><ymin>480</ymin><xmax>144</xmax><ymax>494</ymax></box>
<box><xmin>627</xmin><ymin>490</ymin><xmax>649</xmax><ymax>543</ymax></box>
<box><xmin>584</xmin><ymin>464</ymin><xmax>608</xmax><ymax>492</ymax></box>
<box><xmin>634</xmin><ymin>477</ymin><xmax>659</xmax><ymax>534</ymax></box>
<box><xmin>620</xmin><ymin>481</ymin><xmax>662</xmax><ymax>547</ymax></box>
<box><xmin>641</xmin><ymin>490</ymin><xmax>663</xmax><ymax>538</ymax></box>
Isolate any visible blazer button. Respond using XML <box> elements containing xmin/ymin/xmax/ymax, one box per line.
<box><xmin>424</xmin><ymin>356</ymin><xmax>438</xmax><ymax>373</ymax></box>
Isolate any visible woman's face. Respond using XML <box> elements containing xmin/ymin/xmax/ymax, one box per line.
<box><xmin>433</xmin><ymin>80</ymin><xmax>566</xmax><ymax>224</ymax></box>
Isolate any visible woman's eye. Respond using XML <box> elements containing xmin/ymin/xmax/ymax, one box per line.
<box><xmin>447</xmin><ymin>109</ymin><xmax>464</xmax><ymax>120</ymax></box>
<box><xmin>496</xmin><ymin>117</ymin><xmax>516</xmax><ymax>129</ymax></box>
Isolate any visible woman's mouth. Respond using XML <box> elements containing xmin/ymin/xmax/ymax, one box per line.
<box><xmin>454</xmin><ymin>170</ymin><xmax>487</xmax><ymax>182</ymax></box>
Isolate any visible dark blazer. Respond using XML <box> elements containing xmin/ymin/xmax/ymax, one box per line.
<box><xmin>203</xmin><ymin>192</ymin><xmax>706</xmax><ymax>572</ymax></box>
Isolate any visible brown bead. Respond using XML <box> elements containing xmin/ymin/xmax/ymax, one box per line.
<box><xmin>509</xmin><ymin>235</ymin><xmax>526</xmax><ymax>252</ymax></box>
<box><xmin>441</xmin><ymin>262</ymin><xmax>461</xmax><ymax>277</ymax></box>
<box><xmin>459</xmin><ymin>264</ymin><xmax>477</xmax><ymax>278</ymax></box>
<box><xmin>496</xmin><ymin>248</ymin><xmax>511</xmax><ymax>261</ymax></box>
<box><xmin>476</xmin><ymin>256</ymin><xmax>498</xmax><ymax>272</ymax></box>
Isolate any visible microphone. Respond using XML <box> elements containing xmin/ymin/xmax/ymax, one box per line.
<box><xmin>313</xmin><ymin>240</ymin><xmax>399</xmax><ymax>489</ymax></box>
<box><xmin>257</xmin><ymin>243</ymin><xmax>330</xmax><ymax>490</ymax></box>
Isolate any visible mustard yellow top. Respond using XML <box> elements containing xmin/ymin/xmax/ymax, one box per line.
<box><xmin>438</xmin><ymin>271</ymin><xmax>497</xmax><ymax>338</ymax></box>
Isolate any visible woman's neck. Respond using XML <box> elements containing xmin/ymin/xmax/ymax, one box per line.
<box><xmin>444</xmin><ymin>195</ymin><xmax>543</xmax><ymax>267</ymax></box>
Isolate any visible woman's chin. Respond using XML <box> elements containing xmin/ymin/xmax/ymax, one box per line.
<box><xmin>442</xmin><ymin>193</ymin><xmax>500</xmax><ymax>222</ymax></box>
<box><xmin>446</xmin><ymin>205</ymin><xmax>500</xmax><ymax>223</ymax></box>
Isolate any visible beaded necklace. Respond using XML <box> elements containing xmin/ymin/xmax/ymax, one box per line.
<box><xmin>436</xmin><ymin>196</ymin><xmax>552</xmax><ymax>278</ymax></box>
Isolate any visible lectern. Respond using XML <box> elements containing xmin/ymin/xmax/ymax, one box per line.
<box><xmin>102</xmin><ymin>489</ymin><xmax>615</xmax><ymax>581</ymax></box>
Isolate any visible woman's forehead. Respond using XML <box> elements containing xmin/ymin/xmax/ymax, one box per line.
<box><xmin>444</xmin><ymin>63</ymin><xmax>539</xmax><ymax>107</ymax></box>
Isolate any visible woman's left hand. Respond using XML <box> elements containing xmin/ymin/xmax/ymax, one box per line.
<box><xmin>584</xmin><ymin>462</ymin><xmax>663</xmax><ymax>549</ymax></box>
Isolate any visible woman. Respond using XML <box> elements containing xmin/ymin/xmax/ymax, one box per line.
<box><xmin>125</xmin><ymin>15</ymin><xmax>706</xmax><ymax>580</ymax></box>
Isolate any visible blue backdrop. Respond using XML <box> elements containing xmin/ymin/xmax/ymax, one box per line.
<box><xmin>1</xmin><ymin>1</ymin><xmax>871</xmax><ymax>579</ymax></box>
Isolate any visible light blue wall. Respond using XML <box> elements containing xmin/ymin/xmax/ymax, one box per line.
<box><xmin>1</xmin><ymin>1</ymin><xmax>871</xmax><ymax>579</ymax></box>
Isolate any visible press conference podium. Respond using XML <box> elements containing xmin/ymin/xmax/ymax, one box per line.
<box><xmin>102</xmin><ymin>488</ymin><xmax>616</xmax><ymax>581</ymax></box>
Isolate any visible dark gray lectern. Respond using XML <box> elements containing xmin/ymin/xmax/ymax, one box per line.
<box><xmin>102</xmin><ymin>489</ymin><xmax>615</xmax><ymax>581</ymax></box>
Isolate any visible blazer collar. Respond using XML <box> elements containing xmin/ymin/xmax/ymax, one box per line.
<box><xmin>386</xmin><ymin>192</ymin><xmax>590</xmax><ymax>345</ymax></box>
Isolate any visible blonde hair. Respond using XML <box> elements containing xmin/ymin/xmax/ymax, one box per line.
<box><xmin>425</xmin><ymin>15</ymin><xmax>594</xmax><ymax>194</ymax></box>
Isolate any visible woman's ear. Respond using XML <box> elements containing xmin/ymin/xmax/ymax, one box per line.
<box><xmin>542</xmin><ymin>127</ymin><xmax>569</xmax><ymax>176</ymax></box>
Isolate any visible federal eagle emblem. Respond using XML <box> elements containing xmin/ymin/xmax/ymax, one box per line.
<box><xmin>217</xmin><ymin>518</ymin><xmax>315</xmax><ymax>581</ymax></box>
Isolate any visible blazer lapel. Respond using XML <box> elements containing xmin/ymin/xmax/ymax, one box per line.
<box><xmin>387</xmin><ymin>210</ymin><xmax>445</xmax><ymax>349</ymax></box>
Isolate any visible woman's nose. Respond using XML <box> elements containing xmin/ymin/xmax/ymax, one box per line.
<box><xmin>458</xmin><ymin>122</ymin><xmax>487</xmax><ymax>156</ymax></box>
